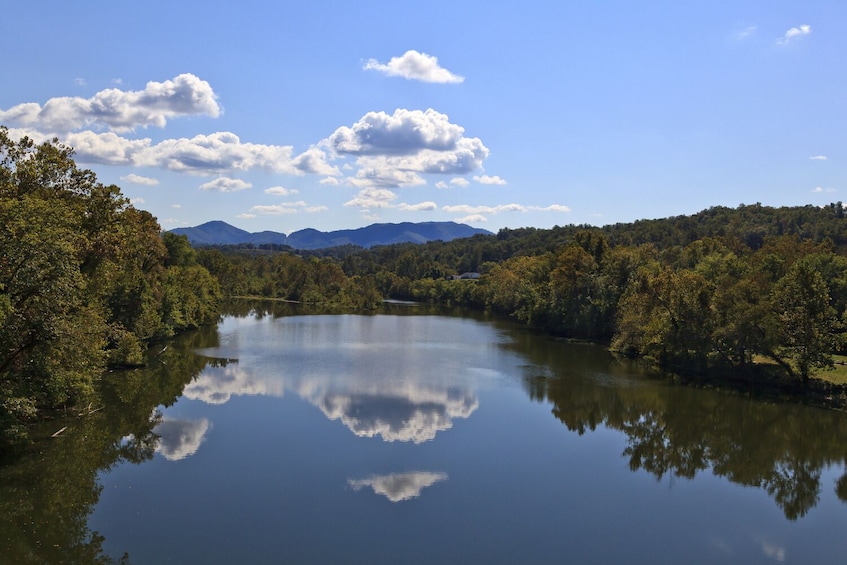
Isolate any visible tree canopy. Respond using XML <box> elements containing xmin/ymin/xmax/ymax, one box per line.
<box><xmin>0</xmin><ymin>128</ymin><xmax>220</xmax><ymax>448</ymax></box>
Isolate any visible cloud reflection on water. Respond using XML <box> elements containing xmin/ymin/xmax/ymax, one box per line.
<box><xmin>182</xmin><ymin>361</ymin><xmax>480</xmax><ymax>443</ymax></box>
<box><xmin>153</xmin><ymin>418</ymin><xmax>212</xmax><ymax>461</ymax></box>
<box><xmin>348</xmin><ymin>471</ymin><xmax>448</xmax><ymax>502</ymax></box>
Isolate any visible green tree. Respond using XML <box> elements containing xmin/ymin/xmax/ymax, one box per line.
<box><xmin>769</xmin><ymin>261</ymin><xmax>843</xmax><ymax>381</ymax></box>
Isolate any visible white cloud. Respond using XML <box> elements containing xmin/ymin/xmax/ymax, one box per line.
<box><xmin>326</xmin><ymin>108</ymin><xmax>469</xmax><ymax>156</ymax></box>
<box><xmin>248</xmin><ymin>201</ymin><xmax>307</xmax><ymax>215</ymax></box>
<box><xmin>364</xmin><ymin>50</ymin><xmax>464</xmax><ymax>84</ymax></box>
<box><xmin>0</xmin><ymin>73</ymin><xmax>220</xmax><ymax>133</ymax></box>
<box><xmin>320</xmin><ymin>177</ymin><xmax>341</xmax><ymax>185</ymax></box>
<box><xmin>443</xmin><ymin>203</ymin><xmax>525</xmax><ymax>214</ymax></box>
<box><xmin>532</xmin><ymin>204</ymin><xmax>571</xmax><ymax>212</ymax></box>
<box><xmin>435</xmin><ymin>181</ymin><xmax>448</xmax><ymax>189</ymax></box>
<box><xmin>237</xmin><ymin>213</ymin><xmax>256</xmax><ymax>219</ymax></box>
<box><xmin>172</xmin><ymin>204</ymin><xmax>181</xmax><ymax>208</ymax></box>
<box><xmin>457</xmin><ymin>214</ymin><xmax>488</xmax><ymax>223</ymax></box>
<box><xmin>139</xmin><ymin>131</ymin><xmax>299</xmax><ymax>174</ymax></box>
<box><xmin>809</xmin><ymin>155</ymin><xmax>827</xmax><ymax>161</ymax></box>
<box><xmin>153</xmin><ymin>418</ymin><xmax>211</xmax><ymax>461</ymax></box>
<box><xmin>474</xmin><ymin>175</ymin><xmax>507</xmax><ymax>185</ymax></box>
<box><xmin>199</xmin><ymin>177</ymin><xmax>252</xmax><ymax>192</ymax></box>
<box><xmin>450</xmin><ymin>177</ymin><xmax>470</xmax><ymax>187</ymax></box>
<box><xmin>397</xmin><ymin>201</ymin><xmax>437</xmax><ymax>211</ymax></box>
<box><xmin>323</xmin><ymin>108</ymin><xmax>489</xmax><ymax>189</ymax></box>
<box><xmin>120</xmin><ymin>173</ymin><xmax>159</xmax><ymax>185</ymax></box>
<box><xmin>811</xmin><ymin>186</ymin><xmax>836</xmax><ymax>193</ymax></box>
<box><xmin>290</xmin><ymin>146</ymin><xmax>340</xmax><ymax>176</ymax></box>
<box><xmin>306</xmin><ymin>205</ymin><xmax>328</xmax><ymax>213</ymax></box>
<box><xmin>160</xmin><ymin>217</ymin><xmax>182</xmax><ymax>225</ymax></box>
<box><xmin>64</xmin><ymin>130</ymin><xmax>152</xmax><ymax>165</ymax></box>
<box><xmin>345</xmin><ymin>187</ymin><xmax>398</xmax><ymax>208</ymax></box>
<box><xmin>736</xmin><ymin>26</ymin><xmax>757</xmax><ymax>40</ymax></box>
<box><xmin>777</xmin><ymin>24</ymin><xmax>811</xmax><ymax>45</ymax></box>
<box><xmin>264</xmin><ymin>185</ymin><xmax>299</xmax><ymax>196</ymax></box>
<box><xmin>130</xmin><ymin>197</ymin><xmax>145</xmax><ymax>205</ymax></box>
<box><xmin>349</xmin><ymin>471</ymin><xmax>448</xmax><ymax>502</ymax></box>
<box><xmin>70</xmin><ymin>130</ymin><xmax>320</xmax><ymax>176</ymax></box>
<box><xmin>74</xmin><ymin>78</ymin><xmax>87</xmax><ymax>87</ymax></box>
<box><xmin>443</xmin><ymin>203</ymin><xmax>570</xmax><ymax>215</ymax></box>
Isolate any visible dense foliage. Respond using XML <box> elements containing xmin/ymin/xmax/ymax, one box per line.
<box><xmin>205</xmin><ymin>202</ymin><xmax>847</xmax><ymax>385</ymax></box>
<box><xmin>0</xmin><ymin>128</ymin><xmax>220</xmax><ymax>447</ymax></box>
<box><xmin>193</xmin><ymin>200</ymin><xmax>847</xmax><ymax>388</ymax></box>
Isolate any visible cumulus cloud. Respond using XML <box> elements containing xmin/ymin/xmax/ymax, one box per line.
<box><xmin>364</xmin><ymin>50</ymin><xmax>464</xmax><ymax>84</ymax></box>
<box><xmin>345</xmin><ymin>187</ymin><xmax>398</xmax><ymax>208</ymax></box>
<box><xmin>290</xmin><ymin>146</ymin><xmax>340</xmax><ymax>176</ymax></box>
<box><xmin>264</xmin><ymin>185</ymin><xmax>299</xmax><ymax>196</ymax></box>
<box><xmin>809</xmin><ymin>155</ymin><xmax>827</xmax><ymax>161</ymax></box>
<box><xmin>120</xmin><ymin>173</ymin><xmax>159</xmax><ymax>185</ymax></box>
<box><xmin>199</xmin><ymin>177</ymin><xmax>252</xmax><ymax>192</ymax></box>
<box><xmin>139</xmin><ymin>132</ymin><xmax>299</xmax><ymax>174</ymax></box>
<box><xmin>153</xmin><ymin>418</ymin><xmax>211</xmax><ymax>461</ymax></box>
<box><xmin>474</xmin><ymin>175</ymin><xmax>507</xmax><ymax>185</ymax></box>
<box><xmin>327</xmin><ymin>108</ymin><xmax>468</xmax><ymax>156</ymax></box>
<box><xmin>397</xmin><ymin>201</ymin><xmax>437</xmax><ymax>211</ymax></box>
<box><xmin>323</xmin><ymin>108</ymin><xmax>489</xmax><ymax>189</ymax></box>
<box><xmin>435</xmin><ymin>181</ymin><xmax>448</xmax><ymax>189</ymax></box>
<box><xmin>306</xmin><ymin>205</ymin><xmax>328</xmax><ymax>213</ymax></box>
<box><xmin>59</xmin><ymin>129</ymin><xmax>308</xmax><ymax>175</ymax></box>
<box><xmin>4</xmin><ymin>76</ymin><xmax>492</xmax><ymax>193</ymax></box>
<box><xmin>811</xmin><ymin>186</ymin><xmax>836</xmax><ymax>193</ymax></box>
<box><xmin>777</xmin><ymin>24</ymin><xmax>811</xmax><ymax>45</ymax></box>
<box><xmin>0</xmin><ymin>73</ymin><xmax>220</xmax><ymax>133</ymax></box>
<box><xmin>130</xmin><ymin>197</ymin><xmax>145</xmax><ymax>205</ymax></box>
<box><xmin>349</xmin><ymin>471</ymin><xmax>448</xmax><ymax>502</ymax></box>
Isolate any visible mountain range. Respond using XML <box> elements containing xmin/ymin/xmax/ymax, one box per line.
<box><xmin>169</xmin><ymin>221</ymin><xmax>493</xmax><ymax>250</ymax></box>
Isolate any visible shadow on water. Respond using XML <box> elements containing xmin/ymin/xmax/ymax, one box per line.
<box><xmin>504</xmin><ymin>329</ymin><xmax>847</xmax><ymax>521</ymax></box>
<box><xmin>0</xmin><ymin>325</ymin><xmax>228</xmax><ymax>564</ymax></box>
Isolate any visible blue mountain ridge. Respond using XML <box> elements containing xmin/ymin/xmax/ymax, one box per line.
<box><xmin>169</xmin><ymin>221</ymin><xmax>493</xmax><ymax>250</ymax></box>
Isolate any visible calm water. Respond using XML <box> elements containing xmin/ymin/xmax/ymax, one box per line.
<box><xmin>3</xmin><ymin>303</ymin><xmax>847</xmax><ymax>563</ymax></box>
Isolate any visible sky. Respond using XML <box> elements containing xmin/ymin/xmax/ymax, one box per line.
<box><xmin>1</xmin><ymin>1</ymin><xmax>845</xmax><ymax>235</ymax></box>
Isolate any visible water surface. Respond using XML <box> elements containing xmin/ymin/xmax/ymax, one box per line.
<box><xmin>4</xmin><ymin>305</ymin><xmax>847</xmax><ymax>563</ymax></box>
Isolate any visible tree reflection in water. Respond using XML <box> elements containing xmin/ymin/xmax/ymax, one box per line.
<box><xmin>0</xmin><ymin>325</ymin><xmax>225</xmax><ymax>564</ymax></box>
<box><xmin>511</xmin><ymin>330</ymin><xmax>847</xmax><ymax>521</ymax></box>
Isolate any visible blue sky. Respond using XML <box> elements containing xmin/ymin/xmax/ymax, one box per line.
<box><xmin>1</xmin><ymin>1</ymin><xmax>844</xmax><ymax>234</ymax></box>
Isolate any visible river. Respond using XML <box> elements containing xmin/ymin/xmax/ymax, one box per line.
<box><xmin>3</xmin><ymin>302</ymin><xmax>847</xmax><ymax>563</ymax></box>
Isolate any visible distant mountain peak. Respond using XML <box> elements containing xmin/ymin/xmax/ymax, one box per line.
<box><xmin>169</xmin><ymin>221</ymin><xmax>492</xmax><ymax>249</ymax></box>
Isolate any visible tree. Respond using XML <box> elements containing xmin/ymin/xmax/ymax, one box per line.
<box><xmin>0</xmin><ymin>127</ymin><xmax>221</xmax><ymax>448</ymax></box>
<box><xmin>769</xmin><ymin>261</ymin><xmax>843</xmax><ymax>381</ymax></box>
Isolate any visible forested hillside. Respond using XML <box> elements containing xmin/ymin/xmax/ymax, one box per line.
<box><xmin>0</xmin><ymin>128</ymin><xmax>220</xmax><ymax>448</ymax></box>
<box><xmin>199</xmin><ymin>201</ymin><xmax>847</xmax><ymax>388</ymax></box>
